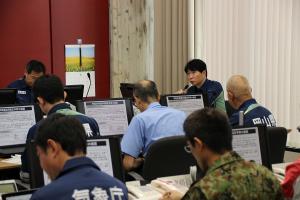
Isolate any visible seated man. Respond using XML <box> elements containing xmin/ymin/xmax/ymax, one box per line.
<box><xmin>121</xmin><ymin>80</ymin><xmax>186</xmax><ymax>171</ymax></box>
<box><xmin>161</xmin><ymin>108</ymin><xmax>283</xmax><ymax>200</ymax></box>
<box><xmin>227</xmin><ymin>74</ymin><xmax>276</xmax><ymax>127</ymax></box>
<box><xmin>7</xmin><ymin>60</ymin><xmax>46</xmax><ymax>104</ymax></box>
<box><xmin>180</xmin><ymin>59</ymin><xmax>226</xmax><ymax>112</ymax></box>
<box><xmin>31</xmin><ymin>113</ymin><xmax>128</xmax><ymax>199</ymax></box>
<box><xmin>21</xmin><ymin>75</ymin><xmax>100</xmax><ymax>180</ymax></box>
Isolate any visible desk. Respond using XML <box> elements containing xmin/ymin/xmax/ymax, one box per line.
<box><xmin>0</xmin><ymin>158</ymin><xmax>20</xmax><ymax>170</ymax></box>
<box><xmin>0</xmin><ymin>158</ymin><xmax>20</xmax><ymax>180</ymax></box>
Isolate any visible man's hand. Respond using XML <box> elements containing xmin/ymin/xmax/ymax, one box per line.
<box><xmin>123</xmin><ymin>154</ymin><xmax>144</xmax><ymax>171</ymax></box>
<box><xmin>160</xmin><ymin>190</ymin><xmax>184</xmax><ymax>200</ymax></box>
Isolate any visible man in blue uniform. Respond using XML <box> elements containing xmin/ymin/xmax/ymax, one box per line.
<box><xmin>182</xmin><ymin>59</ymin><xmax>226</xmax><ymax>112</ymax></box>
<box><xmin>21</xmin><ymin>75</ymin><xmax>100</xmax><ymax>181</ymax></box>
<box><xmin>121</xmin><ymin>80</ymin><xmax>186</xmax><ymax>172</ymax></box>
<box><xmin>7</xmin><ymin>60</ymin><xmax>45</xmax><ymax>104</ymax></box>
<box><xmin>227</xmin><ymin>75</ymin><xmax>276</xmax><ymax>127</ymax></box>
<box><xmin>30</xmin><ymin>114</ymin><xmax>127</xmax><ymax>200</ymax></box>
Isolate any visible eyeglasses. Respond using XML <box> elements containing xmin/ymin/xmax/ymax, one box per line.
<box><xmin>184</xmin><ymin>145</ymin><xmax>192</xmax><ymax>153</ymax></box>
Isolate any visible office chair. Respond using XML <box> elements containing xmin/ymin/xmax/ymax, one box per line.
<box><xmin>225</xmin><ymin>100</ymin><xmax>237</xmax><ymax>118</ymax></box>
<box><xmin>266</xmin><ymin>127</ymin><xmax>287</xmax><ymax>164</ymax></box>
<box><xmin>141</xmin><ymin>136</ymin><xmax>197</xmax><ymax>181</ymax></box>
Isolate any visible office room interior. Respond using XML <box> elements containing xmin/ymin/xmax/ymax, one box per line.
<box><xmin>1</xmin><ymin>0</ymin><xmax>300</xmax><ymax>198</ymax></box>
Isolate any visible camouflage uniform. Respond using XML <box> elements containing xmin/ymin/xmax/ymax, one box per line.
<box><xmin>182</xmin><ymin>151</ymin><xmax>283</xmax><ymax>200</ymax></box>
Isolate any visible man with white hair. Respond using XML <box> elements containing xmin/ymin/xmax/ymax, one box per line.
<box><xmin>226</xmin><ymin>75</ymin><xmax>276</xmax><ymax>127</ymax></box>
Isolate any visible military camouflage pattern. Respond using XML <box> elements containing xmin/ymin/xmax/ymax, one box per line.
<box><xmin>182</xmin><ymin>151</ymin><xmax>283</xmax><ymax>200</ymax></box>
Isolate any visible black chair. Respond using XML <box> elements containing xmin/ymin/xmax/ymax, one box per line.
<box><xmin>225</xmin><ymin>100</ymin><xmax>237</xmax><ymax>118</ymax></box>
<box><xmin>141</xmin><ymin>136</ymin><xmax>197</xmax><ymax>181</ymax></box>
<box><xmin>266</xmin><ymin>127</ymin><xmax>287</xmax><ymax>164</ymax></box>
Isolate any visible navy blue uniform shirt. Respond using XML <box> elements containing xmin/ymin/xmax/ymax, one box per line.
<box><xmin>230</xmin><ymin>98</ymin><xmax>276</xmax><ymax>127</ymax></box>
<box><xmin>21</xmin><ymin>103</ymin><xmax>100</xmax><ymax>173</ymax></box>
<box><xmin>7</xmin><ymin>77</ymin><xmax>33</xmax><ymax>104</ymax></box>
<box><xmin>30</xmin><ymin>157</ymin><xmax>128</xmax><ymax>200</ymax></box>
<box><xmin>186</xmin><ymin>79</ymin><xmax>226</xmax><ymax>112</ymax></box>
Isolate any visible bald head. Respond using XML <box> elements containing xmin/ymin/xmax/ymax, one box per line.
<box><xmin>133</xmin><ymin>80</ymin><xmax>159</xmax><ymax>103</ymax></box>
<box><xmin>227</xmin><ymin>75</ymin><xmax>252</xmax><ymax>98</ymax></box>
<box><xmin>226</xmin><ymin>75</ymin><xmax>252</xmax><ymax>109</ymax></box>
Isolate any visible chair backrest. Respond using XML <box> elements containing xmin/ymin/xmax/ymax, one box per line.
<box><xmin>142</xmin><ymin>136</ymin><xmax>197</xmax><ymax>181</ymax></box>
<box><xmin>225</xmin><ymin>100</ymin><xmax>237</xmax><ymax>118</ymax></box>
<box><xmin>266</xmin><ymin>127</ymin><xmax>287</xmax><ymax>164</ymax></box>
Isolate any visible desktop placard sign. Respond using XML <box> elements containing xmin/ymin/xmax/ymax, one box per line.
<box><xmin>77</xmin><ymin>98</ymin><xmax>134</xmax><ymax>137</ymax></box>
<box><xmin>28</xmin><ymin>137</ymin><xmax>125</xmax><ymax>189</ymax></box>
<box><xmin>0</xmin><ymin>105</ymin><xmax>36</xmax><ymax>154</ymax></box>
<box><xmin>232</xmin><ymin>126</ymin><xmax>271</xmax><ymax>169</ymax></box>
<box><xmin>160</xmin><ymin>94</ymin><xmax>208</xmax><ymax>116</ymax></box>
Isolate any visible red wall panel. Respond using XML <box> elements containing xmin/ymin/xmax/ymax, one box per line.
<box><xmin>50</xmin><ymin>0</ymin><xmax>110</xmax><ymax>98</ymax></box>
<box><xmin>0</xmin><ymin>0</ymin><xmax>52</xmax><ymax>86</ymax></box>
<box><xmin>0</xmin><ymin>0</ymin><xmax>110</xmax><ymax>98</ymax></box>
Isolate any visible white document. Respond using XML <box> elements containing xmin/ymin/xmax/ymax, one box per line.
<box><xmin>232</xmin><ymin>127</ymin><xmax>262</xmax><ymax>164</ymax></box>
<box><xmin>84</xmin><ymin>100</ymin><xmax>129</xmax><ymax>136</ymax></box>
<box><xmin>86</xmin><ymin>139</ymin><xmax>114</xmax><ymax>176</ymax></box>
<box><xmin>127</xmin><ymin>174</ymin><xmax>191</xmax><ymax>200</ymax></box>
<box><xmin>0</xmin><ymin>105</ymin><xmax>36</xmax><ymax>146</ymax></box>
<box><xmin>166</xmin><ymin>95</ymin><xmax>204</xmax><ymax>116</ymax></box>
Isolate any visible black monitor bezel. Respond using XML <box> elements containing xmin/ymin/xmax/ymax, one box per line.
<box><xmin>0</xmin><ymin>88</ymin><xmax>17</xmax><ymax>105</ymax></box>
<box><xmin>1</xmin><ymin>189</ymin><xmax>37</xmax><ymax>200</ymax></box>
<box><xmin>119</xmin><ymin>83</ymin><xmax>134</xmax><ymax>101</ymax></box>
<box><xmin>232</xmin><ymin>125</ymin><xmax>271</xmax><ymax>170</ymax></box>
<box><xmin>64</xmin><ymin>84</ymin><xmax>84</xmax><ymax>106</ymax></box>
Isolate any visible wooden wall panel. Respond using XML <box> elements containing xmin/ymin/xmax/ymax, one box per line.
<box><xmin>110</xmin><ymin>0</ymin><xmax>154</xmax><ymax>97</ymax></box>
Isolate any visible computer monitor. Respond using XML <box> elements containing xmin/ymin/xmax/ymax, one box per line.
<box><xmin>27</xmin><ymin>137</ymin><xmax>125</xmax><ymax>189</ymax></box>
<box><xmin>2</xmin><ymin>189</ymin><xmax>36</xmax><ymax>200</ymax></box>
<box><xmin>64</xmin><ymin>85</ymin><xmax>84</xmax><ymax>106</ymax></box>
<box><xmin>86</xmin><ymin>137</ymin><xmax>125</xmax><ymax>181</ymax></box>
<box><xmin>0</xmin><ymin>105</ymin><xmax>37</xmax><ymax>155</ymax></box>
<box><xmin>77</xmin><ymin>98</ymin><xmax>134</xmax><ymax>136</ymax></box>
<box><xmin>232</xmin><ymin>126</ymin><xmax>271</xmax><ymax>169</ymax></box>
<box><xmin>120</xmin><ymin>83</ymin><xmax>134</xmax><ymax>101</ymax></box>
<box><xmin>160</xmin><ymin>94</ymin><xmax>208</xmax><ymax>116</ymax></box>
<box><xmin>0</xmin><ymin>180</ymin><xmax>18</xmax><ymax>196</ymax></box>
<box><xmin>0</xmin><ymin>88</ymin><xmax>17</xmax><ymax>105</ymax></box>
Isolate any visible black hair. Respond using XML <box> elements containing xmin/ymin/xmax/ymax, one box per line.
<box><xmin>26</xmin><ymin>60</ymin><xmax>46</xmax><ymax>74</ymax></box>
<box><xmin>33</xmin><ymin>75</ymin><xmax>64</xmax><ymax>104</ymax></box>
<box><xmin>35</xmin><ymin>113</ymin><xmax>87</xmax><ymax>155</ymax></box>
<box><xmin>133</xmin><ymin>80</ymin><xmax>159</xmax><ymax>103</ymax></box>
<box><xmin>184</xmin><ymin>108</ymin><xmax>232</xmax><ymax>154</ymax></box>
<box><xmin>184</xmin><ymin>59</ymin><xmax>207</xmax><ymax>74</ymax></box>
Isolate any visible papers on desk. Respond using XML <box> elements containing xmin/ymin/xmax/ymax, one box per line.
<box><xmin>272</xmin><ymin>162</ymin><xmax>292</xmax><ymax>182</ymax></box>
<box><xmin>126</xmin><ymin>174</ymin><xmax>192</xmax><ymax>200</ymax></box>
<box><xmin>1</xmin><ymin>154</ymin><xmax>21</xmax><ymax>165</ymax></box>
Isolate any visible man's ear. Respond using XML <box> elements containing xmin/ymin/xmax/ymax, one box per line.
<box><xmin>193</xmin><ymin>137</ymin><xmax>204</xmax><ymax>151</ymax></box>
<box><xmin>46</xmin><ymin>139</ymin><xmax>60</xmax><ymax>158</ymax></box>
<box><xmin>37</xmin><ymin>97</ymin><xmax>45</xmax><ymax>105</ymax></box>
<box><xmin>227</xmin><ymin>90</ymin><xmax>234</xmax><ymax>100</ymax></box>
<box><xmin>64</xmin><ymin>91</ymin><xmax>67</xmax><ymax>101</ymax></box>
